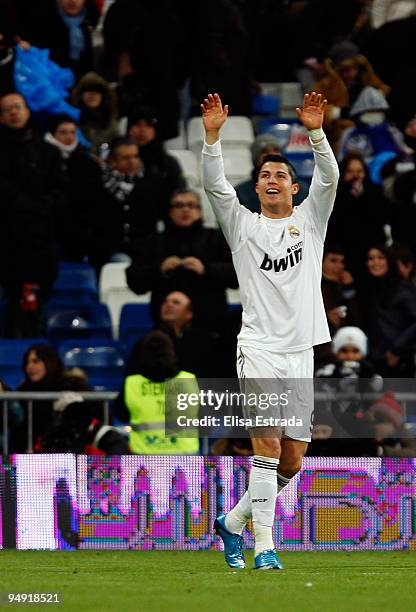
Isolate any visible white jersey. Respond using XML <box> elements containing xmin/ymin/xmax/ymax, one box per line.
<box><xmin>202</xmin><ymin>135</ymin><xmax>339</xmax><ymax>353</ymax></box>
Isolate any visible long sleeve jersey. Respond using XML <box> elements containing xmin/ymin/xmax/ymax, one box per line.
<box><xmin>202</xmin><ymin>135</ymin><xmax>339</xmax><ymax>353</ymax></box>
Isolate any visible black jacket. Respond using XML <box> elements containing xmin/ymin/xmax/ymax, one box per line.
<box><xmin>326</xmin><ymin>180</ymin><xmax>391</xmax><ymax>281</ymax></box>
<box><xmin>126</xmin><ymin>220</ymin><xmax>238</xmax><ymax>329</ymax></box>
<box><xmin>54</xmin><ymin>144</ymin><xmax>100</xmax><ymax>261</ymax></box>
<box><xmin>16</xmin><ymin>0</ymin><xmax>99</xmax><ymax>79</ymax></box>
<box><xmin>0</xmin><ymin>124</ymin><xmax>66</xmax><ymax>286</ymax></box>
<box><xmin>139</xmin><ymin>139</ymin><xmax>187</xmax><ymax>204</ymax></box>
<box><xmin>80</xmin><ymin>164</ymin><xmax>164</xmax><ymax>271</ymax></box>
<box><xmin>359</xmin><ymin>278</ymin><xmax>416</xmax><ymax>365</ymax></box>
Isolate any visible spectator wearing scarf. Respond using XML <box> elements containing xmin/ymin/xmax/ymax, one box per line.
<box><xmin>16</xmin><ymin>0</ymin><xmax>99</xmax><ymax>79</ymax></box>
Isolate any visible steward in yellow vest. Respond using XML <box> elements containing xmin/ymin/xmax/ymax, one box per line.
<box><xmin>113</xmin><ymin>330</ymin><xmax>200</xmax><ymax>454</ymax></box>
<box><xmin>125</xmin><ymin>371</ymin><xmax>199</xmax><ymax>454</ymax></box>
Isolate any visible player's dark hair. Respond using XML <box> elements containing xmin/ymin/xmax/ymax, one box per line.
<box><xmin>256</xmin><ymin>154</ymin><xmax>297</xmax><ymax>183</ymax></box>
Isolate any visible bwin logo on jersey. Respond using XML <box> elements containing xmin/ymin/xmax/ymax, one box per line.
<box><xmin>260</xmin><ymin>244</ymin><xmax>303</xmax><ymax>273</ymax></box>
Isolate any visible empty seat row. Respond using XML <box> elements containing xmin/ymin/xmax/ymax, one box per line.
<box><xmin>170</xmin><ymin>147</ymin><xmax>253</xmax><ymax>191</ymax></box>
<box><xmin>0</xmin><ymin>338</ymin><xmax>126</xmax><ymax>391</ymax></box>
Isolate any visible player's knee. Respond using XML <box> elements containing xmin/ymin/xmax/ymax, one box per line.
<box><xmin>252</xmin><ymin>436</ymin><xmax>281</xmax><ymax>458</ymax></box>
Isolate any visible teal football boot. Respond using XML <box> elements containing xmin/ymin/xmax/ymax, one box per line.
<box><xmin>214</xmin><ymin>514</ymin><xmax>246</xmax><ymax>569</ymax></box>
<box><xmin>254</xmin><ymin>549</ymin><xmax>284</xmax><ymax>570</ymax></box>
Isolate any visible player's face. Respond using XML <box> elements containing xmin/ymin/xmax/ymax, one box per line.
<box><xmin>25</xmin><ymin>351</ymin><xmax>47</xmax><ymax>383</ymax></box>
<box><xmin>160</xmin><ymin>292</ymin><xmax>193</xmax><ymax>326</ymax></box>
<box><xmin>256</xmin><ymin>161</ymin><xmax>299</xmax><ymax>216</ymax></box>
<box><xmin>367</xmin><ymin>248</ymin><xmax>388</xmax><ymax>277</ymax></box>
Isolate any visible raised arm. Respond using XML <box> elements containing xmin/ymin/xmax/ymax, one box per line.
<box><xmin>201</xmin><ymin>93</ymin><xmax>251</xmax><ymax>251</ymax></box>
<box><xmin>296</xmin><ymin>92</ymin><xmax>339</xmax><ymax>240</ymax></box>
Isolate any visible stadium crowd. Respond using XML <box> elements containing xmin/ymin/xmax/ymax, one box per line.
<box><xmin>2</xmin><ymin>0</ymin><xmax>416</xmax><ymax>457</ymax></box>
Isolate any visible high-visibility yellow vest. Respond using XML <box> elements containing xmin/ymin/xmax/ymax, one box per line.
<box><xmin>124</xmin><ymin>371</ymin><xmax>199</xmax><ymax>454</ymax></box>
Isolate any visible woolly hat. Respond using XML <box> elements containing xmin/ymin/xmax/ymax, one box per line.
<box><xmin>370</xmin><ymin>390</ymin><xmax>404</xmax><ymax>429</ymax></box>
<box><xmin>332</xmin><ymin>326</ymin><xmax>368</xmax><ymax>356</ymax></box>
<box><xmin>251</xmin><ymin>133</ymin><xmax>281</xmax><ymax>165</ymax></box>
<box><xmin>349</xmin><ymin>86</ymin><xmax>389</xmax><ymax>117</ymax></box>
<box><xmin>329</xmin><ymin>40</ymin><xmax>360</xmax><ymax>66</ymax></box>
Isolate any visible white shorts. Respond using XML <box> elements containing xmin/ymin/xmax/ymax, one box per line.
<box><xmin>236</xmin><ymin>345</ymin><xmax>314</xmax><ymax>442</ymax></box>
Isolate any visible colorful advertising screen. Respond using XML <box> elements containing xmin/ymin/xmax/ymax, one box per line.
<box><xmin>0</xmin><ymin>456</ymin><xmax>415</xmax><ymax>550</ymax></box>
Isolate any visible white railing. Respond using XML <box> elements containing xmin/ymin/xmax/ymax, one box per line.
<box><xmin>1</xmin><ymin>392</ymin><xmax>117</xmax><ymax>454</ymax></box>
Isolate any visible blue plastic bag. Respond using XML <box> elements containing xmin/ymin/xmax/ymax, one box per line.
<box><xmin>14</xmin><ymin>46</ymin><xmax>80</xmax><ymax>120</ymax></box>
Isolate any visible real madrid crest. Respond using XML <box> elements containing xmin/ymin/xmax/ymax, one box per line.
<box><xmin>288</xmin><ymin>225</ymin><xmax>300</xmax><ymax>239</ymax></box>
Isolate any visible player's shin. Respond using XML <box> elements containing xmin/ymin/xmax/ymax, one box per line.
<box><xmin>224</xmin><ymin>490</ymin><xmax>251</xmax><ymax>535</ymax></box>
<box><xmin>250</xmin><ymin>456</ymin><xmax>279</xmax><ymax>555</ymax></box>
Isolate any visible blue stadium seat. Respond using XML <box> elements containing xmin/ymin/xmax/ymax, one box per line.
<box><xmin>44</xmin><ymin>303</ymin><xmax>113</xmax><ymax>342</ymax></box>
<box><xmin>284</xmin><ymin>151</ymin><xmax>315</xmax><ymax>181</ymax></box>
<box><xmin>252</xmin><ymin>94</ymin><xmax>280</xmax><ymax>115</ymax></box>
<box><xmin>0</xmin><ymin>338</ymin><xmax>44</xmax><ymax>389</ymax></box>
<box><xmin>119</xmin><ymin>303</ymin><xmax>153</xmax><ymax>358</ymax></box>
<box><xmin>59</xmin><ymin>339</ymin><xmax>125</xmax><ymax>390</ymax></box>
<box><xmin>51</xmin><ymin>262</ymin><xmax>98</xmax><ymax>303</ymax></box>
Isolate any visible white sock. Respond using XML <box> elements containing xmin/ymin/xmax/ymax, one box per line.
<box><xmin>225</xmin><ymin>490</ymin><xmax>251</xmax><ymax>535</ymax></box>
<box><xmin>250</xmin><ymin>455</ymin><xmax>279</xmax><ymax>555</ymax></box>
<box><xmin>276</xmin><ymin>472</ymin><xmax>291</xmax><ymax>495</ymax></box>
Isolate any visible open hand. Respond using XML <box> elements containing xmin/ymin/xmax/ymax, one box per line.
<box><xmin>296</xmin><ymin>92</ymin><xmax>326</xmax><ymax>131</ymax></box>
<box><xmin>201</xmin><ymin>93</ymin><xmax>229</xmax><ymax>142</ymax></box>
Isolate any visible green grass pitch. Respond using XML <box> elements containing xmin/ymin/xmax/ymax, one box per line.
<box><xmin>1</xmin><ymin>550</ymin><xmax>415</xmax><ymax>611</ymax></box>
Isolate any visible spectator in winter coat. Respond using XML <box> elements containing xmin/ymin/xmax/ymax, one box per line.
<box><xmin>71</xmin><ymin>72</ymin><xmax>119</xmax><ymax>155</ymax></box>
<box><xmin>357</xmin><ymin>245</ymin><xmax>416</xmax><ymax>376</ymax></box>
<box><xmin>128</xmin><ymin>105</ymin><xmax>186</xmax><ymax>204</ymax></box>
<box><xmin>12</xmin><ymin>343</ymin><xmax>92</xmax><ymax>452</ymax></box>
<box><xmin>314</xmin><ymin>245</ymin><xmax>362</xmax><ymax>370</ymax></box>
<box><xmin>126</xmin><ymin>188</ymin><xmax>238</xmax><ymax>331</ymax></box>
<box><xmin>43</xmin><ymin>113</ymin><xmax>99</xmax><ymax>261</ymax></box>
<box><xmin>337</xmin><ymin>86</ymin><xmax>408</xmax><ymax>172</ymax></box>
<box><xmin>16</xmin><ymin>0</ymin><xmax>99</xmax><ymax>79</ymax></box>
<box><xmin>312</xmin><ymin>326</ymin><xmax>384</xmax><ymax>457</ymax></box>
<box><xmin>102</xmin><ymin>0</ymin><xmax>189</xmax><ymax>139</ymax></box>
<box><xmin>82</xmin><ymin>135</ymin><xmax>164</xmax><ymax>273</ymax></box>
<box><xmin>0</xmin><ymin>92</ymin><xmax>66</xmax><ymax>337</ymax></box>
<box><xmin>325</xmin><ymin>152</ymin><xmax>391</xmax><ymax>282</ymax></box>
